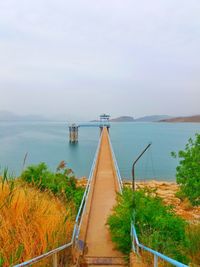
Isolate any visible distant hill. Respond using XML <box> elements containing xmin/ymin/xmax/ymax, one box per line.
<box><xmin>159</xmin><ymin>115</ymin><xmax>200</xmax><ymax>123</ymax></box>
<box><xmin>110</xmin><ymin>116</ymin><xmax>134</xmax><ymax>122</ymax></box>
<box><xmin>135</xmin><ymin>115</ymin><xmax>172</xmax><ymax>122</ymax></box>
<box><xmin>0</xmin><ymin>111</ymin><xmax>48</xmax><ymax>121</ymax></box>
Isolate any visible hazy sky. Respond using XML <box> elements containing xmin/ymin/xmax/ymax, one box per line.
<box><xmin>0</xmin><ymin>0</ymin><xmax>199</xmax><ymax>120</ymax></box>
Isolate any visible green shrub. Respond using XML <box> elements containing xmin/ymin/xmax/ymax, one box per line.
<box><xmin>186</xmin><ymin>223</ymin><xmax>200</xmax><ymax>266</ymax></box>
<box><xmin>107</xmin><ymin>188</ymin><xmax>189</xmax><ymax>264</ymax></box>
<box><xmin>21</xmin><ymin>161</ymin><xmax>84</xmax><ymax>211</ymax></box>
<box><xmin>172</xmin><ymin>133</ymin><xmax>200</xmax><ymax>206</ymax></box>
<box><xmin>107</xmin><ymin>189</ymin><xmax>133</xmax><ymax>254</ymax></box>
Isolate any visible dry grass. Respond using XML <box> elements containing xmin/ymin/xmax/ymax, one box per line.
<box><xmin>0</xmin><ymin>178</ymin><xmax>74</xmax><ymax>266</ymax></box>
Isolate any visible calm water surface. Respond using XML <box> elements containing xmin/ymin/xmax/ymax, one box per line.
<box><xmin>0</xmin><ymin>122</ymin><xmax>199</xmax><ymax>181</ymax></box>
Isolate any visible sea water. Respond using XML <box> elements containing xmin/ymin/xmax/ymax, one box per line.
<box><xmin>0</xmin><ymin>121</ymin><xmax>199</xmax><ymax>181</ymax></box>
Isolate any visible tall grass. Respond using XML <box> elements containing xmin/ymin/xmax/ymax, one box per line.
<box><xmin>0</xmin><ymin>177</ymin><xmax>74</xmax><ymax>266</ymax></box>
<box><xmin>186</xmin><ymin>223</ymin><xmax>200</xmax><ymax>266</ymax></box>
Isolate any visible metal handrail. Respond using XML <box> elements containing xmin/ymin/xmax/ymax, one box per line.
<box><xmin>73</xmin><ymin>131</ymin><xmax>103</xmax><ymax>241</ymax></box>
<box><xmin>107</xmin><ymin>133</ymin><xmax>123</xmax><ymax>193</ymax></box>
<box><xmin>14</xmin><ymin>242</ymin><xmax>72</xmax><ymax>267</ymax></box>
<box><xmin>131</xmin><ymin>223</ymin><xmax>188</xmax><ymax>267</ymax></box>
<box><xmin>14</xmin><ymin>131</ymin><xmax>103</xmax><ymax>267</ymax></box>
<box><xmin>72</xmin><ymin>122</ymin><xmax>110</xmax><ymax>127</ymax></box>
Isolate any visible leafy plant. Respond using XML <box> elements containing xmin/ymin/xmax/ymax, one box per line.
<box><xmin>21</xmin><ymin>161</ymin><xmax>84</xmax><ymax>211</ymax></box>
<box><xmin>172</xmin><ymin>133</ymin><xmax>200</xmax><ymax>205</ymax></box>
<box><xmin>107</xmin><ymin>188</ymin><xmax>189</xmax><ymax>264</ymax></box>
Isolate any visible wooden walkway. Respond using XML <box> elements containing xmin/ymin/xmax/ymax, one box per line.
<box><xmin>78</xmin><ymin>128</ymin><xmax>126</xmax><ymax>266</ymax></box>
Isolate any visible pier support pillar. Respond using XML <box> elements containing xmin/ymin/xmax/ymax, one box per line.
<box><xmin>69</xmin><ymin>124</ymin><xmax>78</xmax><ymax>143</ymax></box>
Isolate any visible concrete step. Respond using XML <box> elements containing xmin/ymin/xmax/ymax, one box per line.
<box><xmin>81</xmin><ymin>256</ymin><xmax>127</xmax><ymax>266</ymax></box>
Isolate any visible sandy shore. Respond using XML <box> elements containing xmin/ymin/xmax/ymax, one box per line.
<box><xmin>77</xmin><ymin>178</ymin><xmax>200</xmax><ymax>223</ymax></box>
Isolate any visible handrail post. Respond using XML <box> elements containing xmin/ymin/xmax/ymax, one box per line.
<box><xmin>131</xmin><ymin>226</ymin><xmax>135</xmax><ymax>253</ymax></box>
<box><xmin>154</xmin><ymin>254</ymin><xmax>158</xmax><ymax>267</ymax></box>
<box><xmin>136</xmin><ymin>244</ymin><xmax>139</xmax><ymax>255</ymax></box>
<box><xmin>53</xmin><ymin>253</ymin><xmax>58</xmax><ymax>267</ymax></box>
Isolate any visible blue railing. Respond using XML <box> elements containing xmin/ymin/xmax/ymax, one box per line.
<box><xmin>107</xmin><ymin>133</ymin><xmax>123</xmax><ymax>193</ymax></box>
<box><xmin>14</xmin><ymin>132</ymin><xmax>103</xmax><ymax>267</ymax></box>
<box><xmin>131</xmin><ymin>223</ymin><xmax>188</xmax><ymax>267</ymax></box>
<box><xmin>14</xmin><ymin>243</ymin><xmax>72</xmax><ymax>267</ymax></box>
<box><xmin>72</xmin><ymin>131</ymin><xmax>103</xmax><ymax>242</ymax></box>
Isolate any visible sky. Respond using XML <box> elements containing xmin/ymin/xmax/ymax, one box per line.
<box><xmin>0</xmin><ymin>0</ymin><xmax>200</xmax><ymax>120</ymax></box>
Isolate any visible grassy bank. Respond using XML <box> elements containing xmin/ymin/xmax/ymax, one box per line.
<box><xmin>0</xmin><ymin>162</ymin><xmax>84</xmax><ymax>266</ymax></box>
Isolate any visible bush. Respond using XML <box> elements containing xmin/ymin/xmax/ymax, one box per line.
<box><xmin>172</xmin><ymin>133</ymin><xmax>200</xmax><ymax>206</ymax></box>
<box><xmin>107</xmin><ymin>188</ymin><xmax>189</xmax><ymax>264</ymax></box>
<box><xmin>21</xmin><ymin>161</ymin><xmax>84</xmax><ymax>211</ymax></box>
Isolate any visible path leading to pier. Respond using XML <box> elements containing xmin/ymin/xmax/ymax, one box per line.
<box><xmin>79</xmin><ymin>128</ymin><xmax>126</xmax><ymax>266</ymax></box>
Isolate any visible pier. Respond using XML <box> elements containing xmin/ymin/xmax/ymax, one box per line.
<box><xmin>75</xmin><ymin>127</ymin><xmax>124</xmax><ymax>266</ymax></box>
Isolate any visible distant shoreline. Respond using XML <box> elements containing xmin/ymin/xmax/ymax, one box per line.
<box><xmin>159</xmin><ymin>115</ymin><xmax>200</xmax><ymax>123</ymax></box>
